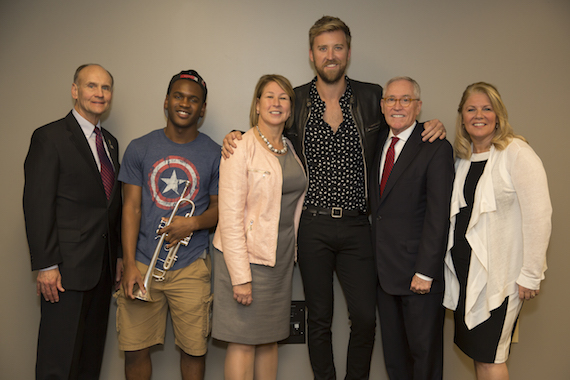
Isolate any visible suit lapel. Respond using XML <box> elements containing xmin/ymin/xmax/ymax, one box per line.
<box><xmin>380</xmin><ymin>123</ymin><xmax>423</xmax><ymax>204</ymax></box>
<box><xmin>101</xmin><ymin>129</ymin><xmax>119</xmax><ymax>169</ymax></box>
<box><xmin>65</xmin><ymin>113</ymin><xmax>99</xmax><ymax>174</ymax></box>
<box><xmin>372</xmin><ymin>128</ymin><xmax>390</xmax><ymax>200</ymax></box>
<box><xmin>65</xmin><ymin>112</ymin><xmax>108</xmax><ymax>200</ymax></box>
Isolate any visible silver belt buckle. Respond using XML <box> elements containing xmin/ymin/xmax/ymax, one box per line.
<box><xmin>331</xmin><ymin>207</ymin><xmax>343</xmax><ymax>218</ymax></box>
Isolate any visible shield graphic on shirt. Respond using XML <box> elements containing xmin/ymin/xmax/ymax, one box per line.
<box><xmin>148</xmin><ymin>155</ymin><xmax>200</xmax><ymax>210</ymax></box>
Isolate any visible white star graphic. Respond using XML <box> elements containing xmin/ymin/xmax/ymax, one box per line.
<box><xmin>161</xmin><ymin>171</ymin><xmax>187</xmax><ymax>196</ymax></box>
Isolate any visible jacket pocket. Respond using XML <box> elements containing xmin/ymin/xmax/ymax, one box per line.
<box><xmin>247</xmin><ymin>168</ymin><xmax>272</xmax><ymax>193</ymax></box>
<box><xmin>248</xmin><ymin>168</ymin><xmax>271</xmax><ymax>177</ymax></box>
<box><xmin>366</xmin><ymin>123</ymin><xmax>382</xmax><ymax>132</ymax></box>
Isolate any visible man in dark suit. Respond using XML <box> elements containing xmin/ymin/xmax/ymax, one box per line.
<box><xmin>370</xmin><ymin>77</ymin><xmax>454</xmax><ymax>380</ymax></box>
<box><xmin>23</xmin><ymin>64</ymin><xmax>122</xmax><ymax>380</ymax></box>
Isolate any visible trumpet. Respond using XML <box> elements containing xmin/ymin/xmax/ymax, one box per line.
<box><xmin>133</xmin><ymin>180</ymin><xmax>196</xmax><ymax>302</ymax></box>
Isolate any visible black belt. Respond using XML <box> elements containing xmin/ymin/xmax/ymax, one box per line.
<box><xmin>302</xmin><ymin>206</ymin><xmax>365</xmax><ymax>219</ymax></box>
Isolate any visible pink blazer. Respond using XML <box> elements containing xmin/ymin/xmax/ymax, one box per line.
<box><xmin>213</xmin><ymin>129</ymin><xmax>306</xmax><ymax>285</ymax></box>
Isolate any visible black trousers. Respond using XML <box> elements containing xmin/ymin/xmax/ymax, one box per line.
<box><xmin>36</xmin><ymin>255</ymin><xmax>112</xmax><ymax>380</ymax></box>
<box><xmin>298</xmin><ymin>211</ymin><xmax>377</xmax><ymax>380</ymax></box>
<box><xmin>376</xmin><ymin>286</ymin><xmax>444</xmax><ymax>380</ymax></box>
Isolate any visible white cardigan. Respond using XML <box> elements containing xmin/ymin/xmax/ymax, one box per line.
<box><xmin>443</xmin><ymin>138</ymin><xmax>552</xmax><ymax>329</ymax></box>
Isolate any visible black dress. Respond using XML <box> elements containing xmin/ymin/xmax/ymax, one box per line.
<box><xmin>451</xmin><ymin>154</ymin><xmax>510</xmax><ymax>364</ymax></box>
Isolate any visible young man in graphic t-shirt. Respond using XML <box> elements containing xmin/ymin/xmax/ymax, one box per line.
<box><xmin>117</xmin><ymin>70</ymin><xmax>220</xmax><ymax>380</ymax></box>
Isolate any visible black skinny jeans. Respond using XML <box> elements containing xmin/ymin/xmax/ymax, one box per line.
<box><xmin>298</xmin><ymin>211</ymin><xmax>377</xmax><ymax>380</ymax></box>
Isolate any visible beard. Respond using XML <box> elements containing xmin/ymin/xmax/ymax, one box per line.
<box><xmin>315</xmin><ymin>60</ymin><xmax>346</xmax><ymax>84</ymax></box>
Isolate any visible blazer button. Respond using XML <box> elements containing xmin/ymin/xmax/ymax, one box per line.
<box><xmin>102</xmin><ymin>233</ymin><xmax>108</xmax><ymax>239</ymax></box>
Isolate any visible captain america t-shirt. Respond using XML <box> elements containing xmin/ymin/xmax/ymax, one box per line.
<box><xmin>119</xmin><ymin>129</ymin><xmax>220</xmax><ymax>270</ymax></box>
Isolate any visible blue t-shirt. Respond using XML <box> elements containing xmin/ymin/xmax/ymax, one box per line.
<box><xmin>119</xmin><ymin>129</ymin><xmax>220</xmax><ymax>270</ymax></box>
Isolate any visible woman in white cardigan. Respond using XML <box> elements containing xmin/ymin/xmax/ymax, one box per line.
<box><xmin>443</xmin><ymin>82</ymin><xmax>551</xmax><ymax>380</ymax></box>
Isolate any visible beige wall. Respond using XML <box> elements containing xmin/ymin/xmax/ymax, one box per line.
<box><xmin>2</xmin><ymin>0</ymin><xmax>569</xmax><ymax>378</ymax></box>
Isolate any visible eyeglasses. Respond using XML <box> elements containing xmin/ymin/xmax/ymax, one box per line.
<box><xmin>382</xmin><ymin>97</ymin><xmax>419</xmax><ymax>107</ymax></box>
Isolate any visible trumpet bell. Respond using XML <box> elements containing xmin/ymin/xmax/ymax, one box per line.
<box><xmin>133</xmin><ymin>283</ymin><xmax>154</xmax><ymax>302</ymax></box>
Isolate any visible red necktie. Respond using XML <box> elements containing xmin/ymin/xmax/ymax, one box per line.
<box><xmin>94</xmin><ymin>127</ymin><xmax>115</xmax><ymax>199</ymax></box>
<box><xmin>380</xmin><ymin>137</ymin><xmax>399</xmax><ymax>196</ymax></box>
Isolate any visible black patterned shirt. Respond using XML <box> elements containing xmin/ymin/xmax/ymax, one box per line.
<box><xmin>304</xmin><ymin>77</ymin><xmax>366</xmax><ymax>212</ymax></box>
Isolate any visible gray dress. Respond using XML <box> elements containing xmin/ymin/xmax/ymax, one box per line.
<box><xmin>212</xmin><ymin>150</ymin><xmax>306</xmax><ymax>344</ymax></box>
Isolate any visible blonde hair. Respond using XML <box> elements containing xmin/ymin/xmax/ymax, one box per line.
<box><xmin>249</xmin><ymin>74</ymin><xmax>295</xmax><ymax>129</ymax></box>
<box><xmin>454</xmin><ymin>82</ymin><xmax>526</xmax><ymax>159</ymax></box>
<box><xmin>309</xmin><ymin>16</ymin><xmax>351</xmax><ymax>50</ymax></box>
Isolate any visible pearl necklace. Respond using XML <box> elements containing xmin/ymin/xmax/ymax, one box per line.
<box><xmin>256</xmin><ymin>125</ymin><xmax>287</xmax><ymax>154</ymax></box>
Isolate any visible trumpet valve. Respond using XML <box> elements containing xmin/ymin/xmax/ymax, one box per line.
<box><xmin>151</xmin><ymin>266</ymin><xmax>167</xmax><ymax>282</ymax></box>
<box><xmin>155</xmin><ymin>219</ymin><xmax>167</xmax><ymax>236</ymax></box>
<box><xmin>180</xmin><ymin>232</ymin><xmax>193</xmax><ymax>246</ymax></box>
<box><xmin>162</xmin><ymin>252</ymin><xmax>178</xmax><ymax>271</ymax></box>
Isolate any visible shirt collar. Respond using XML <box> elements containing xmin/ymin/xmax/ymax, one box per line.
<box><xmin>72</xmin><ymin>108</ymin><xmax>101</xmax><ymax>139</ymax></box>
<box><xmin>388</xmin><ymin>121</ymin><xmax>417</xmax><ymax>143</ymax></box>
<box><xmin>310</xmin><ymin>76</ymin><xmax>352</xmax><ymax>102</ymax></box>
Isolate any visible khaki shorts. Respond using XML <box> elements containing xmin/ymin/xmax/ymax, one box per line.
<box><xmin>116</xmin><ymin>256</ymin><xmax>212</xmax><ymax>355</ymax></box>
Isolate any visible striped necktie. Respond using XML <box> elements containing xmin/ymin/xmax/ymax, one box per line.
<box><xmin>380</xmin><ymin>137</ymin><xmax>399</xmax><ymax>196</ymax></box>
<box><xmin>94</xmin><ymin>127</ymin><xmax>115</xmax><ymax>199</ymax></box>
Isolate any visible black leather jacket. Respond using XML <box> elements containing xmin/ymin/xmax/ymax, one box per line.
<box><xmin>285</xmin><ymin>78</ymin><xmax>388</xmax><ymax>201</ymax></box>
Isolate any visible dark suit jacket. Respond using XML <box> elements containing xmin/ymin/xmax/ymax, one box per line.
<box><xmin>370</xmin><ymin>122</ymin><xmax>454</xmax><ymax>296</ymax></box>
<box><xmin>23</xmin><ymin>111</ymin><xmax>121</xmax><ymax>291</ymax></box>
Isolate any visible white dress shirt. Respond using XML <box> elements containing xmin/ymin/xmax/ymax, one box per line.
<box><xmin>379</xmin><ymin>122</ymin><xmax>432</xmax><ymax>282</ymax></box>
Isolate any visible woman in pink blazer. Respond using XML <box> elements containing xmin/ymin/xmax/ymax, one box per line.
<box><xmin>212</xmin><ymin>74</ymin><xmax>307</xmax><ymax>380</ymax></box>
